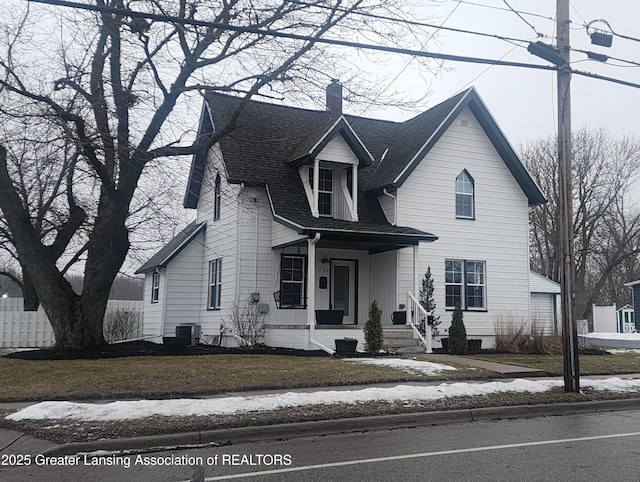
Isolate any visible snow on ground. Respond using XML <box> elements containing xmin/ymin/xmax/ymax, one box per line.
<box><xmin>580</xmin><ymin>332</ymin><xmax>640</xmax><ymax>349</ymax></box>
<box><xmin>348</xmin><ymin>357</ymin><xmax>457</xmax><ymax>375</ymax></box>
<box><xmin>584</xmin><ymin>333</ymin><xmax>640</xmax><ymax>340</ymax></box>
<box><xmin>7</xmin><ymin>378</ymin><xmax>640</xmax><ymax>422</ymax></box>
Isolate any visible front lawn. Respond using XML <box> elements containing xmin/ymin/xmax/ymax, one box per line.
<box><xmin>0</xmin><ymin>354</ymin><xmax>488</xmax><ymax>402</ymax></box>
<box><xmin>468</xmin><ymin>351</ymin><xmax>640</xmax><ymax>375</ymax></box>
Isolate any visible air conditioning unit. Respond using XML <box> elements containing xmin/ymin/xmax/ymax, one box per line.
<box><xmin>176</xmin><ymin>323</ymin><xmax>201</xmax><ymax>345</ymax></box>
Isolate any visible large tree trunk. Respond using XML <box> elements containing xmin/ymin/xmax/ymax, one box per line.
<box><xmin>21</xmin><ymin>268</ymin><xmax>39</xmax><ymax>311</ymax></box>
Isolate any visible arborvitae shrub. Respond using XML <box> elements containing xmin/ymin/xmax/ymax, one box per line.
<box><xmin>448</xmin><ymin>303</ymin><xmax>467</xmax><ymax>354</ymax></box>
<box><xmin>365</xmin><ymin>299</ymin><xmax>383</xmax><ymax>353</ymax></box>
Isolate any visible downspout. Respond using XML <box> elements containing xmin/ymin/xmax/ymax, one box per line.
<box><xmin>308</xmin><ymin>233</ymin><xmax>335</xmax><ymax>354</ymax></box>
<box><xmin>235</xmin><ymin>183</ymin><xmax>245</xmax><ymax>298</ymax></box>
<box><xmin>382</xmin><ymin>189</ymin><xmax>397</xmax><ymax>226</ymax></box>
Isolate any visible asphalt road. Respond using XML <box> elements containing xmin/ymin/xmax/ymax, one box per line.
<box><xmin>3</xmin><ymin>409</ymin><xmax>640</xmax><ymax>481</ymax></box>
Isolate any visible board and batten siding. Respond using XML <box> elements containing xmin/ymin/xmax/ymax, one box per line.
<box><xmin>370</xmin><ymin>250</ymin><xmax>398</xmax><ymax>325</ymax></box>
<box><xmin>163</xmin><ymin>230</ymin><xmax>205</xmax><ymax>336</ymax></box>
<box><xmin>396</xmin><ymin>107</ymin><xmax>531</xmax><ymax>338</ymax></box>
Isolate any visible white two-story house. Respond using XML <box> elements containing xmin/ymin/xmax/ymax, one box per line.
<box><xmin>136</xmin><ymin>82</ymin><xmax>547</xmax><ymax>352</ymax></box>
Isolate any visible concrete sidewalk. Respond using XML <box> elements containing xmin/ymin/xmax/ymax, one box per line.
<box><xmin>429</xmin><ymin>354</ymin><xmax>549</xmax><ymax>377</ymax></box>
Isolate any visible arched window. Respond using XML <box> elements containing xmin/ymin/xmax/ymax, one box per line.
<box><xmin>213</xmin><ymin>173</ymin><xmax>221</xmax><ymax>221</ymax></box>
<box><xmin>455</xmin><ymin>170</ymin><xmax>474</xmax><ymax>219</ymax></box>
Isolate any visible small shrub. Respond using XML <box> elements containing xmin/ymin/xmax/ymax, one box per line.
<box><xmin>448</xmin><ymin>303</ymin><xmax>467</xmax><ymax>354</ymax></box>
<box><xmin>364</xmin><ymin>300</ymin><xmax>384</xmax><ymax>353</ymax></box>
<box><xmin>224</xmin><ymin>296</ymin><xmax>270</xmax><ymax>346</ymax></box>
<box><xmin>103</xmin><ymin>308</ymin><xmax>140</xmax><ymax>342</ymax></box>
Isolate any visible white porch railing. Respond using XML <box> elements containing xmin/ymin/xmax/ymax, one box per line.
<box><xmin>406</xmin><ymin>292</ymin><xmax>433</xmax><ymax>354</ymax></box>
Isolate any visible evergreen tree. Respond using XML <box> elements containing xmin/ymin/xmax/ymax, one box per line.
<box><xmin>448</xmin><ymin>303</ymin><xmax>467</xmax><ymax>354</ymax></box>
<box><xmin>365</xmin><ymin>300</ymin><xmax>384</xmax><ymax>353</ymax></box>
<box><xmin>418</xmin><ymin>267</ymin><xmax>440</xmax><ymax>337</ymax></box>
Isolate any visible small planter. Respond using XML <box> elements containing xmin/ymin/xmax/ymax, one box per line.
<box><xmin>391</xmin><ymin>311</ymin><xmax>406</xmax><ymax>325</ymax></box>
<box><xmin>316</xmin><ymin>309</ymin><xmax>344</xmax><ymax>325</ymax></box>
<box><xmin>440</xmin><ymin>337</ymin><xmax>449</xmax><ymax>352</ymax></box>
<box><xmin>335</xmin><ymin>338</ymin><xmax>358</xmax><ymax>356</ymax></box>
<box><xmin>467</xmin><ymin>338</ymin><xmax>482</xmax><ymax>354</ymax></box>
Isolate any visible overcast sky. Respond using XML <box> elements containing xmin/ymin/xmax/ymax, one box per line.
<box><xmin>370</xmin><ymin>1</ymin><xmax>640</xmax><ymax>148</ymax></box>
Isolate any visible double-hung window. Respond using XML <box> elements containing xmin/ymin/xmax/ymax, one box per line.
<box><xmin>280</xmin><ymin>255</ymin><xmax>306</xmax><ymax>308</ymax></box>
<box><xmin>208</xmin><ymin>258</ymin><xmax>222</xmax><ymax>309</ymax></box>
<box><xmin>151</xmin><ymin>272</ymin><xmax>160</xmax><ymax>303</ymax></box>
<box><xmin>455</xmin><ymin>170</ymin><xmax>474</xmax><ymax>219</ymax></box>
<box><xmin>445</xmin><ymin>259</ymin><xmax>486</xmax><ymax>310</ymax></box>
<box><xmin>309</xmin><ymin>167</ymin><xmax>333</xmax><ymax>216</ymax></box>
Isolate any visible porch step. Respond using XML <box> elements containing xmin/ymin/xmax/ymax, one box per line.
<box><xmin>382</xmin><ymin>326</ymin><xmax>425</xmax><ymax>354</ymax></box>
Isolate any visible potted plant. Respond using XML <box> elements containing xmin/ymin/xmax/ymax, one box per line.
<box><xmin>335</xmin><ymin>337</ymin><xmax>358</xmax><ymax>356</ymax></box>
<box><xmin>467</xmin><ymin>338</ymin><xmax>483</xmax><ymax>353</ymax></box>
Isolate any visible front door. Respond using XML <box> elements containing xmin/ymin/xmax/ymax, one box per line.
<box><xmin>331</xmin><ymin>260</ymin><xmax>356</xmax><ymax>324</ymax></box>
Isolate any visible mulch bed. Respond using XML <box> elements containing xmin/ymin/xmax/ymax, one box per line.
<box><xmin>3</xmin><ymin>340</ymin><xmax>330</xmax><ymax>361</ymax></box>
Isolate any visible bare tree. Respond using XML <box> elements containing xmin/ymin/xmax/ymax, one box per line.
<box><xmin>0</xmin><ymin>1</ymin><xmax>440</xmax><ymax>350</ymax></box>
<box><xmin>522</xmin><ymin>127</ymin><xmax>640</xmax><ymax>321</ymax></box>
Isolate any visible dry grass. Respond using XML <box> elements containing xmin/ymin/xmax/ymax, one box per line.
<box><xmin>0</xmin><ymin>354</ymin><xmax>489</xmax><ymax>402</ymax></box>
<box><xmin>494</xmin><ymin>318</ymin><xmax>562</xmax><ymax>355</ymax></box>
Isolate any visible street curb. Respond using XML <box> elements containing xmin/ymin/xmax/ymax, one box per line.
<box><xmin>43</xmin><ymin>397</ymin><xmax>640</xmax><ymax>456</ymax></box>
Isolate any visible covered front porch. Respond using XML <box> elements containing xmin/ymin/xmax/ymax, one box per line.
<box><xmin>268</xmin><ymin>229</ymin><xmax>436</xmax><ymax>353</ymax></box>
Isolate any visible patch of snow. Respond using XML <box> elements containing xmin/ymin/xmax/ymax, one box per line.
<box><xmin>348</xmin><ymin>357</ymin><xmax>457</xmax><ymax>375</ymax></box>
<box><xmin>584</xmin><ymin>333</ymin><xmax>640</xmax><ymax>341</ymax></box>
<box><xmin>7</xmin><ymin>377</ymin><xmax>640</xmax><ymax>423</ymax></box>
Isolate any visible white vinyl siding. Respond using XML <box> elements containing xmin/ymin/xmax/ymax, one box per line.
<box><xmin>396</xmin><ymin>107</ymin><xmax>531</xmax><ymax>337</ymax></box>
<box><xmin>163</xmin><ymin>231</ymin><xmax>205</xmax><ymax>336</ymax></box>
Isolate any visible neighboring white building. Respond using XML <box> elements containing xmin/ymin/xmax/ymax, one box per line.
<box><xmin>136</xmin><ymin>84</ymin><xmax>546</xmax><ymax>352</ymax></box>
<box><xmin>529</xmin><ymin>271</ymin><xmax>561</xmax><ymax>335</ymax></box>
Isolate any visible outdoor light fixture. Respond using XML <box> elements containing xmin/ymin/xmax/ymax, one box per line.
<box><xmin>590</xmin><ymin>31</ymin><xmax>613</xmax><ymax>48</ymax></box>
<box><xmin>527</xmin><ymin>41</ymin><xmax>566</xmax><ymax>67</ymax></box>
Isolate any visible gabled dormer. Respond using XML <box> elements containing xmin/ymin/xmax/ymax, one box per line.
<box><xmin>290</xmin><ymin>116</ymin><xmax>373</xmax><ymax>221</ymax></box>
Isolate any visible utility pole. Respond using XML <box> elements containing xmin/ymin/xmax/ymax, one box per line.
<box><xmin>557</xmin><ymin>0</ymin><xmax>580</xmax><ymax>392</ymax></box>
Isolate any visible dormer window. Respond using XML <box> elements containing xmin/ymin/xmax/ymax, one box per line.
<box><xmin>455</xmin><ymin>170</ymin><xmax>474</xmax><ymax>219</ymax></box>
<box><xmin>309</xmin><ymin>167</ymin><xmax>333</xmax><ymax>216</ymax></box>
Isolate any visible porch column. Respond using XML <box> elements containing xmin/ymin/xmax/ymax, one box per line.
<box><xmin>307</xmin><ymin>234</ymin><xmax>318</xmax><ymax>326</ymax></box>
<box><xmin>312</xmin><ymin>158</ymin><xmax>320</xmax><ymax>218</ymax></box>
<box><xmin>351</xmin><ymin>164</ymin><xmax>358</xmax><ymax>221</ymax></box>
<box><xmin>413</xmin><ymin>244</ymin><xmax>419</xmax><ymax>296</ymax></box>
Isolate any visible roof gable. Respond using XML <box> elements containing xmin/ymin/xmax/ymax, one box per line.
<box><xmin>288</xmin><ymin>116</ymin><xmax>374</xmax><ymax>167</ymax></box>
<box><xmin>135</xmin><ymin>222</ymin><xmax>206</xmax><ymax>274</ymax></box>
<box><xmin>367</xmin><ymin>88</ymin><xmax>546</xmax><ymax>206</ymax></box>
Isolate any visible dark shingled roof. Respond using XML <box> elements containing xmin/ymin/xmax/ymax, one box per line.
<box><xmin>183</xmin><ymin>88</ymin><xmax>544</xmax><ymax>237</ymax></box>
<box><xmin>135</xmin><ymin>222</ymin><xmax>206</xmax><ymax>274</ymax></box>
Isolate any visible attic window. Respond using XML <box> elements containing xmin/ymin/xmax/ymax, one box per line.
<box><xmin>309</xmin><ymin>167</ymin><xmax>333</xmax><ymax>216</ymax></box>
<box><xmin>455</xmin><ymin>170</ymin><xmax>474</xmax><ymax>219</ymax></box>
<box><xmin>213</xmin><ymin>173</ymin><xmax>221</xmax><ymax>221</ymax></box>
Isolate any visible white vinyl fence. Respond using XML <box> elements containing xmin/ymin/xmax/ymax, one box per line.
<box><xmin>0</xmin><ymin>299</ymin><xmax>143</xmax><ymax>348</ymax></box>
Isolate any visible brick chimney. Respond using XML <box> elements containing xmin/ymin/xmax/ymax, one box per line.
<box><xmin>326</xmin><ymin>79</ymin><xmax>342</xmax><ymax>117</ymax></box>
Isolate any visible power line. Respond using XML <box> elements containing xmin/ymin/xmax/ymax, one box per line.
<box><xmin>501</xmin><ymin>0</ymin><xmax>543</xmax><ymax>38</ymax></box>
<box><xmin>451</xmin><ymin>0</ymin><xmax>556</xmax><ymax>23</ymax></box>
<box><xmin>25</xmin><ymin>0</ymin><xmax>560</xmax><ymax>72</ymax></box>
<box><xmin>23</xmin><ymin>0</ymin><xmax>640</xmax><ymax>91</ymax></box>
<box><xmin>284</xmin><ymin>0</ymin><xmax>535</xmax><ymax>46</ymax></box>
<box><xmin>572</xmin><ymin>48</ymin><xmax>640</xmax><ymax>68</ymax></box>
